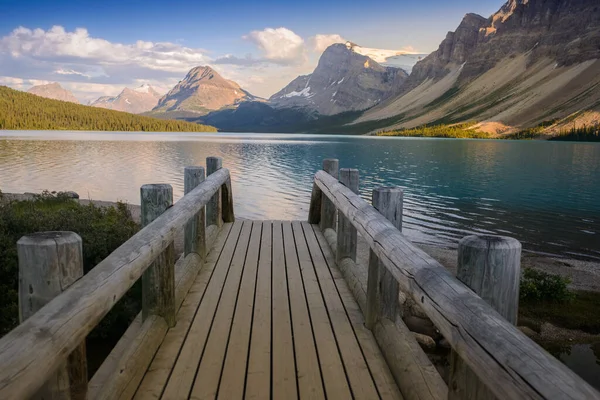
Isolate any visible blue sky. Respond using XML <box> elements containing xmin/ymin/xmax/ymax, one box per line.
<box><xmin>0</xmin><ymin>0</ymin><xmax>503</xmax><ymax>100</ymax></box>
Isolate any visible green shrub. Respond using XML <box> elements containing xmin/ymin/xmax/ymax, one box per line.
<box><xmin>520</xmin><ymin>268</ymin><xmax>574</xmax><ymax>303</ymax></box>
<box><xmin>0</xmin><ymin>193</ymin><xmax>140</xmax><ymax>337</ymax></box>
<box><xmin>377</xmin><ymin>122</ymin><xmax>491</xmax><ymax>139</ymax></box>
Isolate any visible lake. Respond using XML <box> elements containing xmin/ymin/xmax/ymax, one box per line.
<box><xmin>0</xmin><ymin>130</ymin><xmax>599</xmax><ymax>260</ymax></box>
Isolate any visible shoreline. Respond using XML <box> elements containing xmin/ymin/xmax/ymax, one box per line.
<box><xmin>3</xmin><ymin>192</ymin><xmax>599</xmax><ymax>292</ymax></box>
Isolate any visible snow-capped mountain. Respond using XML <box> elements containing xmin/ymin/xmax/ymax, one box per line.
<box><xmin>346</xmin><ymin>42</ymin><xmax>428</xmax><ymax>73</ymax></box>
<box><xmin>269</xmin><ymin>43</ymin><xmax>408</xmax><ymax>115</ymax></box>
<box><xmin>90</xmin><ymin>84</ymin><xmax>162</xmax><ymax>114</ymax></box>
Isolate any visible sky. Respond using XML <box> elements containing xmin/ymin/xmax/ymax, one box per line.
<box><xmin>0</xmin><ymin>0</ymin><xmax>503</xmax><ymax>102</ymax></box>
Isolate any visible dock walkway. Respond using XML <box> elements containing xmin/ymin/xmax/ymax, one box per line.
<box><xmin>135</xmin><ymin>221</ymin><xmax>401</xmax><ymax>399</ymax></box>
<box><xmin>0</xmin><ymin>157</ymin><xmax>598</xmax><ymax>400</ymax></box>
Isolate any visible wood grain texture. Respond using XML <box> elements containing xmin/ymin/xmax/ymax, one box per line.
<box><xmin>366</xmin><ymin>187</ymin><xmax>403</xmax><ymax>329</ymax></box>
<box><xmin>0</xmin><ymin>168</ymin><xmax>231</xmax><ymax>399</ymax></box>
<box><xmin>318</xmin><ymin>225</ymin><xmax>446</xmax><ymax>400</ymax></box>
<box><xmin>448</xmin><ymin>235</ymin><xmax>522</xmax><ymax>400</ymax></box>
<box><xmin>17</xmin><ymin>232</ymin><xmax>87</xmax><ymax>400</ymax></box>
<box><xmin>141</xmin><ymin>184</ymin><xmax>176</xmax><ymax>327</ymax></box>
<box><xmin>271</xmin><ymin>221</ymin><xmax>298</xmax><ymax>399</ymax></box>
<box><xmin>184</xmin><ymin>166</ymin><xmax>206</xmax><ymax>259</ymax></box>
<box><xmin>206</xmin><ymin>156</ymin><xmax>223</xmax><ymax>227</ymax></box>
<box><xmin>282</xmin><ymin>222</ymin><xmax>325</xmax><ymax>399</ymax></box>
<box><xmin>320</xmin><ymin>159</ymin><xmax>339</xmax><ymax>231</ymax></box>
<box><xmin>314</xmin><ymin>170</ymin><xmax>599</xmax><ymax>400</ymax></box>
<box><xmin>336</xmin><ymin>168</ymin><xmax>359</xmax><ymax>264</ymax></box>
<box><xmin>132</xmin><ymin>223</ymin><xmax>233</xmax><ymax>400</ymax></box>
<box><xmin>309</xmin><ymin>223</ymin><xmax>403</xmax><ymax>400</ymax></box>
<box><xmin>221</xmin><ymin>176</ymin><xmax>235</xmax><ymax>223</ymax></box>
<box><xmin>308</xmin><ymin>181</ymin><xmax>322</xmax><ymax>224</ymax></box>
<box><xmin>245</xmin><ymin>221</ymin><xmax>273</xmax><ymax>400</ymax></box>
<box><xmin>293</xmin><ymin>222</ymin><xmax>352</xmax><ymax>399</ymax></box>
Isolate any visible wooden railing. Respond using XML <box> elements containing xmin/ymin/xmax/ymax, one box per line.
<box><xmin>0</xmin><ymin>157</ymin><xmax>234</xmax><ymax>399</ymax></box>
<box><xmin>309</xmin><ymin>160</ymin><xmax>599</xmax><ymax>400</ymax></box>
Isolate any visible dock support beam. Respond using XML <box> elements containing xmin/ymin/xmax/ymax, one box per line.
<box><xmin>17</xmin><ymin>231</ymin><xmax>87</xmax><ymax>400</ymax></box>
<box><xmin>184</xmin><ymin>166</ymin><xmax>206</xmax><ymax>260</ymax></box>
<box><xmin>365</xmin><ymin>187</ymin><xmax>403</xmax><ymax>330</ymax></box>
<box><xmin>448</xmin><ymin>235</ymin><xmax>521</xmax><ymax>400</ymax></box>
<box><xmin>141</xmin><ymin>184</ymin><xmax>176</xmax><ymax>327</ymax></box>
<box><xmin>336</xmin><ymin>168</ymin><xmax>359</xmax><ymax>264</ymax></box>
<box><xmin>320</xmin><ymin>159</ymin><xmax>339</xmax><ymax>230</ymax></box>
<box><xmin>206</xmin><ymin>156</ymin><xmax>223</xmax><ymax>228</ymax></box>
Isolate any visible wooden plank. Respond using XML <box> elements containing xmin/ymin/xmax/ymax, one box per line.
<box><xmin>302</xmin><ymin>223</ymin><xmax>379</xmax><ymax>400</ymax></box>
<box><xmin>132</xmin><ymin>223</ymin><xmax>233</xmax><ymax>399</ymax></box>
<box><xmin>309</xmin><ymin>223</ymin><xmax>403</xmax><ymax>400</ymax></box>
<box><xmin>314</xmin><ymin>170</ymin><xmax>600</xmax><ymax>400</ymax></box>
<box><xmin>190</xmin><ymin>220</ymin><xmax>254</xmax><ymax>399</ymax></box>
<box><xmin>292</xmin><ymin>222</ymin><xmax>352</xmax><ymax>400</ymax></box>
<box><xmin>217</xmin><ymin>221</ymin><xmax>262</xmax><ymax>399</ymax></box>
<box><xmin>245</xmin><ymin>221</ymin><xmax>273</xmax><ymax>400</ymax></box>
<box><xmin>271</xmin><ymin>221</ymin><xmax>298</xmax><ymax>400</ymax></box>
<box><xmin>0</xmin><ymin>168</ymin><xmax>231</xmax><ymax>400</ymax></box>
<box><xmin>160</xmin><ymin>220</ymin><xmax>244</xmax><ymax>399</ymax></box>
<box><xmin>282</xmin><ymin>222</ymin><xmax>325</xmax><ymax>399</ymax></box>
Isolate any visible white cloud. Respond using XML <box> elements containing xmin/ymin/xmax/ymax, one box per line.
<box><xmin>244</xmin><ymin>27</ymin><xmax>305</xmax><ymax>65</ymax></box>
<box><xmin>1</xmin><ymin>25</ymin><xmax>210</xmax><ymax>74</ymax></box>
<box><xmin>311</xmin><ymin>34</ymin><xmax>347</xmax><ymax>53</ymax></box>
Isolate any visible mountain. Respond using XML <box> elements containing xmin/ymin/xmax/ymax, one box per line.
<box><xmin>347</xmin><ymin>42</ymin><xmax>428</xmax><ymax>73</ymax></box>
<box><xmin>27</xmin><ymin>83</ymin><xmax>79</xmax><ymax>104</ymax></box>
<box><xmin>90</xmin><ymin>84</ymin><xmax>161</xmax><ymax>114</ymax></box>
<box><xmin>0</xmin><ymin>85</ymin><xmax>216</xmax><ymax>132</ymax></box>
<box><xmin>270</xmin><ymin>43</ymin><xmax>408</xmax><ymax>116</ymax></box>
<box><xmin>354</xmin><ymin>0</ymin><xmax>600</xmax><ymax>134</ymax></box>
<box><xmin>152</xmin><ymin>66</ymin><xmax>256</xmax><ymax>115</ymax></box>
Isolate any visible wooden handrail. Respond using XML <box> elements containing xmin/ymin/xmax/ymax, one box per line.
<box><xmin>0</xmin><ymin>167</ymin><xmax>232</xmax><ymax>399</ymax></box>
<box><xmin>312</xmin><ymin>169</ymin><xmax>599</xmax><ymax>400</ymax></box>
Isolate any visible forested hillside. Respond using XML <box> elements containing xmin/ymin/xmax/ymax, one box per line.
<box><xmin>0</xmin><ymin>86</ymin><xmax>216</xmax><ymax>132</ymax></box>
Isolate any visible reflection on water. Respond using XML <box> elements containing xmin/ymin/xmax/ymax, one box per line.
<box><xmin>559</xmin><ymin>344</ymin><xmax>600</xmax><ymax>390</ymax></box>
<box><xmin>1</xmin><ymin>130</ymin><xmax>599</xmax><ymax>260</ymax></box>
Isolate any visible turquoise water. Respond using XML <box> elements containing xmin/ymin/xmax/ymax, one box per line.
<box><xmin>0</xmin><ymin>130</ymin><xmax>599</xmax><ymax>260</ymax></box>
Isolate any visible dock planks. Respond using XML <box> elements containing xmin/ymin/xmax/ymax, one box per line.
<box><xmin>133</xmin><ymin>220</ymin><xmax>402</xmax><ymax>400</ymax></box>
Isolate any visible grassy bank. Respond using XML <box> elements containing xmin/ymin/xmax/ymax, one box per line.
<box><xmin>0</xmin><ymin>191</ymin><xmax>140</xmax><ymax>374</ymax></box>
<box><xmin>377</xmin><ymin>122</ymin><xmax>491</xmax><ymax>138</ymax></box>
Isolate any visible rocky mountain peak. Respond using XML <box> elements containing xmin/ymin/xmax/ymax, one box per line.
<box><xmin>153</xmin><ymin>65</ymin><xmax>254</xmax><ymax>114</ymax></box>
<box><xmin>269</xmin><ymin>43</ymin><xmax>408</xmax><ymax>115</ymax></box>
<box><xmin>27</xmin><ymin>83</ymin><xmax>79</xmax><ymax>104</ymax></box>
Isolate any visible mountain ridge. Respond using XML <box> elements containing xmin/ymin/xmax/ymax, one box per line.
<box><xmin>90</xmin><ymin>84</ymin><xmax>162</xmax><ymax>114</ymax></box>
<box><xmin>27</xmin><ymin>83</ymin><xmax>79</xmax><ymax>104</ymax></box>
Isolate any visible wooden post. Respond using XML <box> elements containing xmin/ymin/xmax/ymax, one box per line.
<box><xmin>336</xmin><ymin>168</ymin><xmax>359</xmax><ymax>264</ymax></box>
<box><xmin>17</xmin><ymin>231</ymin><xmax>87</xmax><ymax>400</ymax></box>
<box><xmin>221</xmin><ymin>175</ymin><xmax>235</xmax><ymax>223</ymax></box>
<box><xmin>184</xmin><ymin>166</ymin><xmax>206</xmax><ymax>260</ymax></box>
<box><xmin>206</xmin><ymin>156</ymin><xmax>223</xmax><ymax>227</ymax></box>
<box><xmin>320</xmin><ymin>159</ymin><xmax>339</xmax><ymax>231</ymax></box>
<box><xmin>365</xmin><ymin>187</ymin><xmax>403</xmax><ymax>330</ymax></box>
<box><xmin>141</xmin><ymin>184</ymin><xmax>176</xmax><ymax>327</ymax></box>
<box><xmin>448</xmin><ymin>235</ymin><xmax>521</xmax><ymax>400</ymax></box>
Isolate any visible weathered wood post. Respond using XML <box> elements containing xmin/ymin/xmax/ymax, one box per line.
<box><xmin>448</xmin><ymin>235</ymin><xmax>521</xmax><ymax>400</ymax></box>
<box><xmin>141</xmin><ymin>184</ymin><xmax>176</xmax><ymax>327</ymax></box>
<box><xmin>206</xmin><ymin>156</ymin><xmax>223</xmax><ymax>228</ymax></box>
<box><xmin>320</xmin><ymin>158</ymin><xmax>339</xmax><ymax>231</ymax></box>
<box><xmin>17</xmin><ymin>231</ymin><xmax>87</xmax><ymax>400</ymax></box>
<box><xmin>337</xmin><ymin>168</ymin><xmax>359</xmax><ymax>264</ymax></box>
<box><xmin>184</xmin><ymin>166</ymin><xmax>206</xmax><ymax>259</ymax></box>
<box><xmin>365</xmin><ymin>187</ymin><xmax>403</xmax><ymax>330</ymax></box>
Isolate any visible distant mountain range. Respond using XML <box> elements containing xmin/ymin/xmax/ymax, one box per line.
<box><xmin>16</xmin><ymin>0</ymin><xmax>600</xmax><ymax>136</ymax></box>
<box><xmin>27</xmin><ymin>83</ymin><xmax>79</xmax><ymax>104</ymax></box>
<box><xmin>89</xmin><ymin>84</ymin><xmax>162</xmax><ymax>114</ymax></box>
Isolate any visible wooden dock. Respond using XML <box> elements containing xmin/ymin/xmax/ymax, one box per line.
<box><xmin>0</xmin><ymin>157</ymin><xmax>598</xmax><ymax>400</ymax></box>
